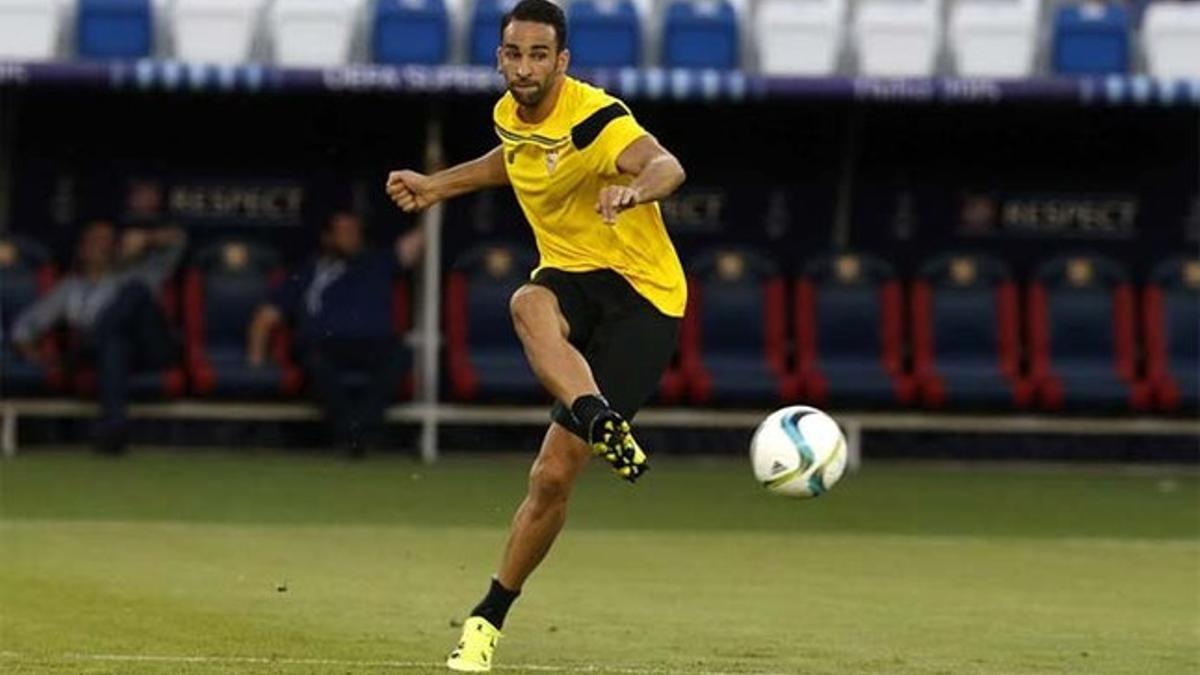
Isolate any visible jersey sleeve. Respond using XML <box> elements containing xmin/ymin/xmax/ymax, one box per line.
<box><xmin>572</xmin><ymin>100</ymin><xmax>648</xmax><ymax>177</ymax></box>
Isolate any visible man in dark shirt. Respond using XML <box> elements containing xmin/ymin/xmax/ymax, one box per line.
<box><xmin>246</xmin><ymin>212</ymin><xmax>416</xmax><ymax>456</ymax></box>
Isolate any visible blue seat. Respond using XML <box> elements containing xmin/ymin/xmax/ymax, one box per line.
<box><xmin>912</xmin><ymin>253</ymin><xmax>1032</xmax><ymax>409</ymax></box>
<box><xmin>469</xmin><ymin>0</ymin><xmax>514</xmax><ymax>64</ymax></box>
<box><xmin>681</xmin><ymin>248</ymin><xmax>798</xmax><ymax>405</ymax></box>
<box><xmin>661</xmin><ymin>0</ymin><xmax>739</xmax><ymax>69</ymax></box>
<box><xmin>796</xmin><ymin>253</ymin><xmax>916</xmax><ymax>407</ymax></box>
<box><xmin>373</xmin><ymin>0</ymin><xmax>450</xmax><ymax>65</ymax></box>
<box><xmin>1144</xmin><ymin>258</ymin><xmax>1199</xmax><ymax>412</ymax></box>
<box><xmin>569</xmin><ymin>0</ymin><xmax>641</xmax><ymax>68</ymax></box>
<box><xmin>445</xmin><ymin>243</ymin><xmax>542</xmax><ymax>401</ymax></box>
<box><xmin>0</xmin><ymin>237</ymin><xmax>62</xmax><ymax>396</ymax></box>
<box><xmin>184</xmin><ymin>241</ymin><xmax>302</xmax><ymax>398</ymax></box>
<box><xmin>1029</xmin><ymin>254</ymin><xmax>1150</xmax><ymax>411</ymax></box>
<box><xmin>1052</xmin><ymin>3</ymin><xmax>1130</xmax><ymax>75</ymax></box>
<box><xmin>77</xmin><ymin>0</ymin><xmax>154</xmax><ymax>59</ymax></box>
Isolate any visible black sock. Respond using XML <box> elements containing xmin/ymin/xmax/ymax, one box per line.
<box><xmin>469</xmin><ymin>577</ymin><xmax>520</xmax><ymax>629</ymax></box>
<box><xmin>570</xmin><ymin>394</ymin><xmax>610</xmax><ymax>431</ymax></box>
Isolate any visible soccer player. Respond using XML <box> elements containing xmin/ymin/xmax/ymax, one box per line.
<box><xmin>385</xmin><ymin>0</ymin><xmax>687</xmax><ymax>670</ymax></box>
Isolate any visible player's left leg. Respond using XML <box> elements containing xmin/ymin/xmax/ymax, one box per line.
<box><xmin>447</xmin><ymin>422</ymin><xmax>589</xmax><ymax>673</ymax></box>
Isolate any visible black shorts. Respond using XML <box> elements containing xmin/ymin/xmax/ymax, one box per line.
<box><xmin>530</xmin><ymin>268</ymin><xmax>681</xmax><ymax>440</ymax></box>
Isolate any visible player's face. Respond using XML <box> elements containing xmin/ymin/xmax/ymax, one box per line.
<box><xmin>498</xmin><ymin>20</ymin><xmax>568</xmax><ymax>108</ymax></box>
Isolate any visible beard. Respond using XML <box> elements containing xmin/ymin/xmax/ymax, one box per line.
<box><xmin>508</xmin><ymin>78</ymin><xmax>548</xmax><ymax>107</ymax></box>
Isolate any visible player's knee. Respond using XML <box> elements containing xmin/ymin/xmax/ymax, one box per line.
<box><xmin>528</xmin><ymin>458</ymin><xmax>573</xmax><ymax>505</ymax></box>
<box><xmin>509</xmin><ymin>286</ymin><xmax>548</xmax><ymax>336</ymax></box>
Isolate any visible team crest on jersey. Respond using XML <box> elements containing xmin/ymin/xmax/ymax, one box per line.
<box><xmin>545</xmin><ymin>149</ymin><xmax>559</xmax><ymax>175</ymax></box>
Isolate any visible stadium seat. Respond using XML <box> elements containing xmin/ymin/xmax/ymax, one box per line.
<box><xmin>320</xmin><ymin>277</ymin><xmax>413</xmax><ymax>398</ymax></box>
<box><xmin>1027</xmin><ymin>255</ymin><xmax>1150</xmax><ymax>411</ymax></box>
<box><xmin>1143</xmin><ymin>258</ymin><xmax>1199</xmax><ymax>412</ymax></box>
<box><xmin>755</xmin><ymin>0</ymin><xmax>846</xmax><ymax>76</ymax></box>
<box><xmin>680</xmin><ymin>248</ymin><xmax>799</xmax><ymax>405</ymax></box>
<box><xmin>1051</xmin><ymin>2</ymin><xmax>1130</xmax><ymax>75</ymax></box>
<box><xmin>1143</xmin><ymin>2</ymin><xmax>1200</xmax><ymax>79</ymax></box>
<box><xmin>0</xmin><ymin>236</ymin><xmax>64</xmax><ymax>396</ymax></box>
<box><xmin>269</xmin><ymin>0</ymin><xmax>361</xmax><ymax>67</ymax></box>
<box><xmin>169</xmin><ymin>0</ymin><xmax>264</xmax><ymax>65</ymax></box>
<box><xmin>372</xmin><ymin>0</ymin><xmax>450</xmax><ymax>65</ymax></box>
<box><xmin>853</xmin><ymin>0</ymin><xmax>941</xmax><ymax>77</ymax></box>
<box><xmin>661</xmin><ymin>0</ymin><xmax>740</xmax><ymax>70</ymax></box>
<box><xmin>468</xmin><ymin>0</ymin><xmax>513</xmax><ymax>64</ymax></box>
<box><xmin>795</xmin><ymin>253</ymin><xmax>915</xmax><ymax>406</ymax></box>
<box><xmin>444</xmin><ymin>243</ymin><xmax>541</xmax><ymax>401</ymax></box>
<box><xmin>911</xmin><ymin>253</ymin><xmax>1032</xmax><ymax>409</ymax></box>
<box><xmin>77</xmin><ymin>0</ymin><xmax>154</xmax><ymax>59</ymax></box>
<box><xmin>948</xmin><ymin>0</ymin><xmax>1039</xmax><ymax>77</ymax></box>
<box><xmin>0</xmin><ymin>0</ymin><xmax>63</xmax><ymax>60</ymax></box>
<box><xmin>569</xmin><ymin>0</ymin><xmax>641</xmax><ymax>68</ymax></box>
<box><xmin>184</xmin><ymin>241</ymin><xmax>302</xmax><ymax>397</ymax></box>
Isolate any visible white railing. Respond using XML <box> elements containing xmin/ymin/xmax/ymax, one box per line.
<box><xmin>4</xmin><ymin>398</ymin><xmax>1198</xmax><ymax>468</ymax></box>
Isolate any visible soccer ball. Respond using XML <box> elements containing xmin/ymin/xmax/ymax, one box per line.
<box><xmin>750</xmin><ymin>405</ymin><xmax>848</xmax><ymax>498</ymax></box>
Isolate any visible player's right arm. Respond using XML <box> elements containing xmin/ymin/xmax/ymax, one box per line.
<box><xmin>385</xmin><ymin>145</ymin><xmax>509</xmax><ymax>213</ymax></box>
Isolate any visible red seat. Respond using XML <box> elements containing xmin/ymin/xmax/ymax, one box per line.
<box><xmin>1027</xmin><ymin>254</ymin><xmax>1150</xmax><ymax>411</ymax></box>
<box><xmin>679</xmin><ymin>248</ymin><xmax>800</xmax><ymax>405</ymax></box>
<box><xmin>911</xmin><ymin>253</ymin><xmax>1032</xmax><ymax>409</ymax></box>
<box><xmin>795</xmin><ymin>253</ymin><xmax>915</xmax><ymax>407</ymax></box>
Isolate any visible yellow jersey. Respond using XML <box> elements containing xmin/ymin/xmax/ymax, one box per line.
<box><xmin>493</xmin><ymin>77</ymin><xmax>686</xmax><ymax>318</ymax></box>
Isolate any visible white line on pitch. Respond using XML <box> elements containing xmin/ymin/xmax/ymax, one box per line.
<box><xmin>39</xmin><ymin>652</ymin><xmax>788</xmax><ymax>675</ymax></box>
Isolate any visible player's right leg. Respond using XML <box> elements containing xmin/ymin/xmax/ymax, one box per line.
<box><xmin>447</xmin><ymin>422</ymin><xmax>590</xmax><ymax>672</ymax></box>
<box><xmin>509</xmin><ymin>280</ymin><xmax>646</xmax><ymax>480</ymax></box>
<box><xmin>508</xmin><ymin>283</ymin><xmax>597</xmax><ymax>406</ymax></box>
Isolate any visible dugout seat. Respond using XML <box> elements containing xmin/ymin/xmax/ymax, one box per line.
<box><xmin>269</xmin><ymin>0</ymin><xmax>361</xmax><ymax>67</ymax></box>
<box><xmin>948</xmin><ymin>0</ymin><xmax>1039</xmax><ymax>77</ymax></box>
<box><xmin>372</xmin><ymin>0</ymin><xmax>449</xmax><ymax>65</ymax></box>
<box><xmin>1051</xmin><ymin>2</ymin><xmax>1130</xmax><ymax>75</ymax></box>
<box><xmin>569</xmin><ymin>0</ymin><xmax>642</xmax><ymax>68</ymax></box>
<box><xmin>1027</xmin><ymin>254</ymin><xmax>1149</xmax><ymax>411</ymax></box>
<box><xmin>1143</xmin><ymin>2</ymin><xmax>1200</xmax><ymax>79</ymax></box>
<box><xmin>77</xmin><ymin>0</ymin><xmax>154</xmax><ymax>59</ymax></box>
<box><xmin>0</xmin><ymin>0</ymin><xmax>64</xmax><ymax>60</ymax></box>
<box><xmin>1143</xmin><ymin>258</ymin><xmax>1199</xmax><ymax>412</ymax></box>
<box><xmin>661</xmin><ymin>0</ymin><xmax>740</xmax><ymax>69</ymax></box>
<box><xmin>169</xmin><ymin>0</ymin><xmax>264</xmax><ymax>65</ymax></box>
<box><xmin>795</xmin><ymin>253</ymin><xmax>915</xmax><ymax>406</ymax></box>
<box><xmin>755</xmin><ymin>0</ymin><xmax>847</xmax><ymax>76</ymax></box>
<box><xmin>681</xmin><ymin>248</ymin><xmax>799</xmax><ymax>405</ymax></box>
<box><xmin>0</xmin><ymin>236</ymin><xmax>64</xmax><ymax>396</ymax></box>
<box><xmin>853</xmin><ymin>0</ymin><xmax>942</xmax><ymax>77</ymax></box>
<box><xmin>912</xmin><ymin>253</ymin><xmax>1032</xmax><ymax>409</ymax></box>
<box><xmin>184</xmin><ymin>240</ymin><xmax>302</xmax><ymax>398</ymax></box>
<box><xmin>445</xmin><ymin>243</ymin><xmax>542</xmax><ymax>402</ymax></box>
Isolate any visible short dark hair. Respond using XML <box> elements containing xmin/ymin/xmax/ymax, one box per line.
<box><xmin>501</xmin><ymin>0</ymin><xmax>568</xmax><ymax>52</ymax></box>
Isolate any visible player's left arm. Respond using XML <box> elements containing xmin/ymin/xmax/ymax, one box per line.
<box><xmin>595</xmin><ymin>135</ymin><xmax>686</xmax><ymax>225</ymax></box>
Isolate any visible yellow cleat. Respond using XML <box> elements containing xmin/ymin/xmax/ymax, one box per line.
<box><xmin>589</xmin><ymin>414</ymin><xmax>649</xmax><ymax>483</ymax></box>
<box><xmin>446</xmin><ymin>616</ymin><xmax>501</xmax><ymax>672</ymax></box>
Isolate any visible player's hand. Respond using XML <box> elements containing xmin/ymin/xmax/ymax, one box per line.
<box><xmin>386</xmin><ymin>170</ymin><xmax>437</xmax><ymax>213</ymax></box>
<box><xmin>595</xmin><ymin>185</ymin><xmax>641</xmax><ymax>225</ymax></box>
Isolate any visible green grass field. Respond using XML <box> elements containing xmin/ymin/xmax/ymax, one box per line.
<box><xmin>1</xmin><ymin>450</ymin><xmax>1197</xmax><ymax>674</ymax></box>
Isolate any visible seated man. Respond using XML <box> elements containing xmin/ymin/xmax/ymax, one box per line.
<box><xmin>246</xmin><ymin>212</ymin><xmax>417</xmax><ymax>456</ymax></box>
<box><xmin>11</xmin><ymin>221</ymin><xmax>187</xmax><ymax>454</ymax></box>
